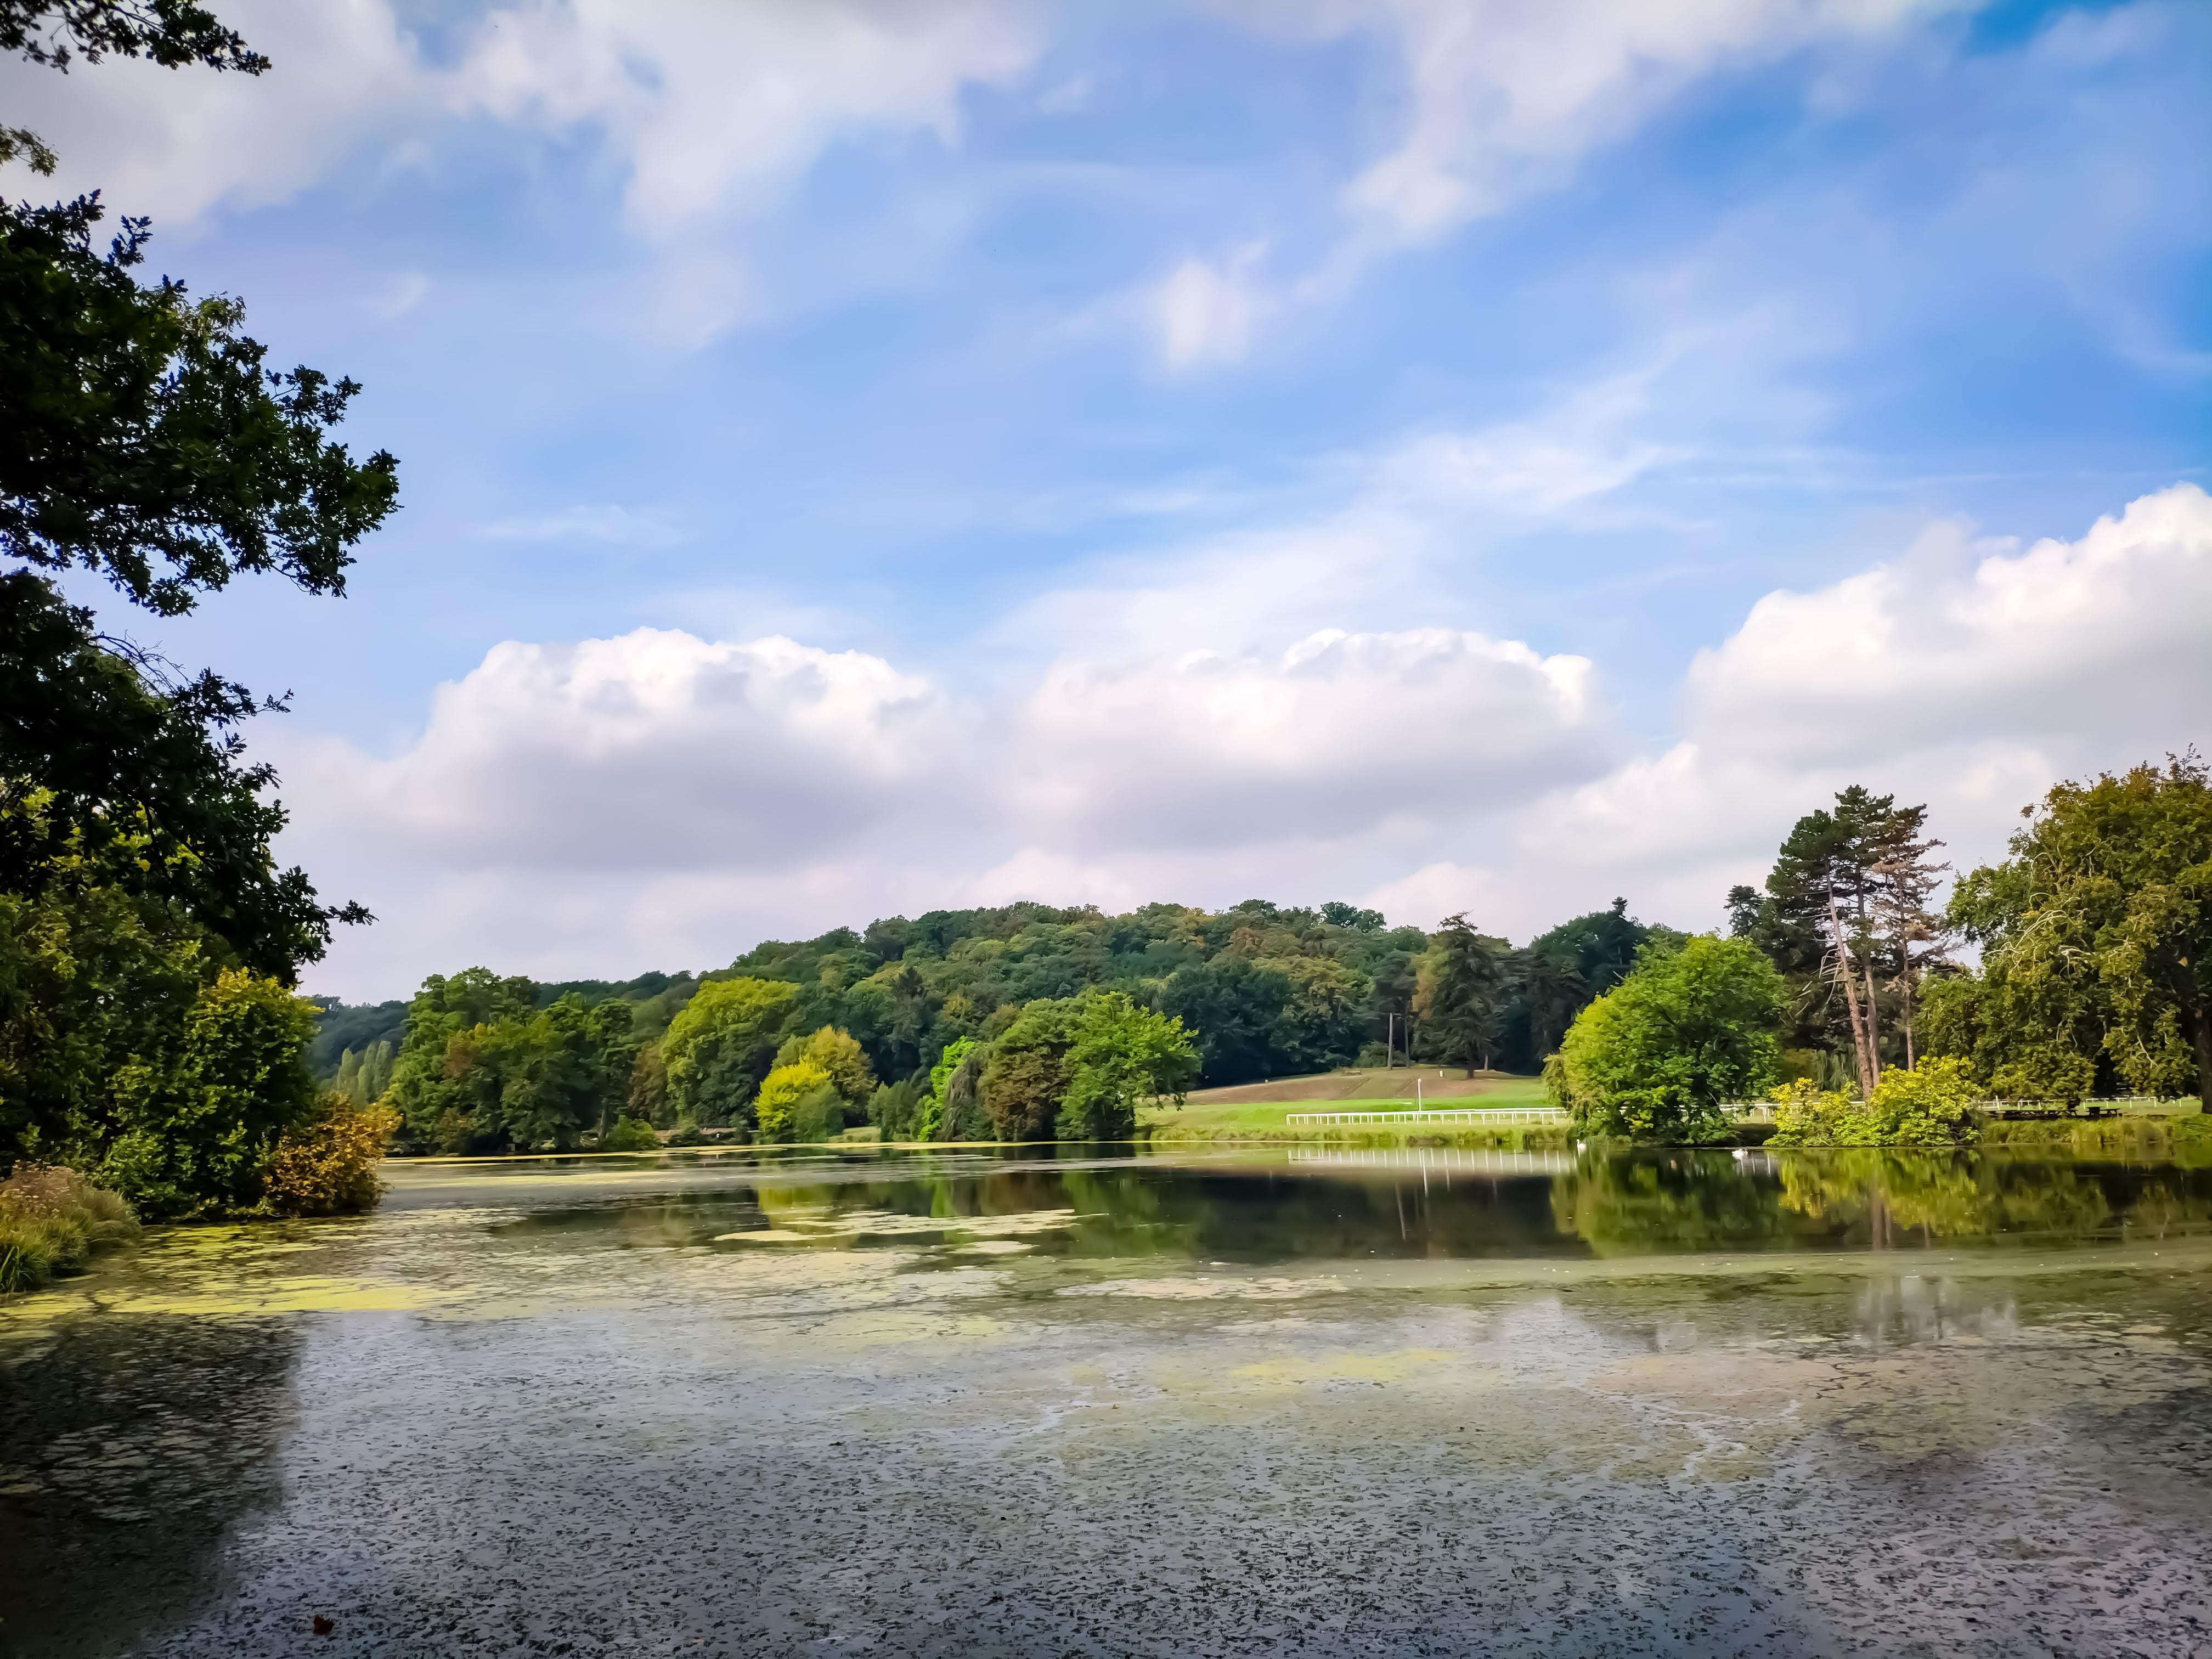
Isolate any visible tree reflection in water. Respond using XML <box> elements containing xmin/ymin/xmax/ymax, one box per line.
<box><xmin>0</xmin><ymin>1316</ymin><xmax>301</xmax><ymax>1659</ymax></box>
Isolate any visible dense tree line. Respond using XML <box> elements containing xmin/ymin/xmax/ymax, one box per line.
<box><xmin>340</xmin><ymin>895</ymin><xmax>1676</xmax><ymax>1152</ymax></box>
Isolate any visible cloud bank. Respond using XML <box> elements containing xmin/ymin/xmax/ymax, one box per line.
<box><xmin>278</xmin><ymin>482</ymin><xmax>2211</xmax><ymax>997</ymax></box>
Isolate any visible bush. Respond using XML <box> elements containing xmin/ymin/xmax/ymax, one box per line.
<box><xmin>259</xmin><ymin>1097</ymin><xmax>397</xmax><ymax>1216</ymax></box>
<box><xmin>0</xmin><ymin>1163</ymin><xmax>138</xmax><ymax>1293</ymax></box>
<box><xmin>1769</xmin><ymin>1058</ymin><xmax>1982</xmax><ymax>1148</ymax></box>
<box><xmin>98</xmin><ymin>967</ymin><xmax>321</xmax><ymax>1218</ymax></box>
<box><xmin>601</xmin><ymin>1115</ymin><xmax>661</xmax><ymax>1153</ymax></box>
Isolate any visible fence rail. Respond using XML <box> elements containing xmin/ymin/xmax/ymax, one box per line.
<box><xmin>1283</xmin><ymin>1107</ymin><xmax>1570</xmax><ymax>1127</ymax></box>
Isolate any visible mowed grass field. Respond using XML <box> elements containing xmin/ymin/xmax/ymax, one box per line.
<box><xmin>1142</xmin><ymin>1069</ymin><xmax>1552</xmax><ymax>1141</ymax></box>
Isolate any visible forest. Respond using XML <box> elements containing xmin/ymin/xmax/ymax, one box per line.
<box><xmin>320</xmin><ymin>896</ymin><xmax>1672</xmax><ymax>1155</ymax></box>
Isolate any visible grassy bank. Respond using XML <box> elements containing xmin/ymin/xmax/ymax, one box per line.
<box><xmin>1143</xmin><ymin>1073</ymin><xmax>1562</xmax><ymax>1148</ymax></box>
<box><xmin>0</xmin><ymin>1165</ymin><xmax>139</xmax><ymax>1294</ymax></box>
<box><xmin>1980</xmin><ymin>1111</ymin><xmax>2212</xmax><ymax>1161</ymax></box>
<box><xmin>1182</xmin><ymin>1068</ymin><xmax>1547</xmax><ymax>1107</ymax></box>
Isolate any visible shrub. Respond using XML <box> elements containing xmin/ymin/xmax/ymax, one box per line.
<box><xmin>1769</xmin><ymin>1058</ymin><xmax>1982</xmax><ymax>1148</ymax></box>
<box><xmin>259</xmin><ymin>1098</ymin><xmax>397</xmax><ymax>1216</ymax></box>
<box><xmin>601</xmin><ymin>1115</ymin><xmax>661</xmax><ymax>1153</ymax></box>
<box><xmin>1769</xmin><ymin>1081</ymin><xmax>1867</xmax><ymax>1146</ymax></box>
<box><xmin>0</xmin><ymin>1163</ymin><xmax>139</xmax><ymax>1294</ymax></box>
<box><xmin>1866</xmin><ymin>1058</ymin><xmax>1982</xmax><ymax>1145</ymax></box>
<box><xmin>98</xmin><ymin>968</ymin><xmax>321</xmax><ymax>1218</ymax></box>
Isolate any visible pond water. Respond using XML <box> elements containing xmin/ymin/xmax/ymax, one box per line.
<box><xmin>5</xmin><ymin>1145</ymin><xmax>2212</xmax><ymax>1657</ymax></box>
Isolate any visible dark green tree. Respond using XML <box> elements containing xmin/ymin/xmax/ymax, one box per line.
<box><xmin>1417</xmin><ymin>913</ymin><xmax>1510</xmax><ymax>1075</ymax></box>
<box><xmin>979</xmin><ymin>1000</ymin><xmax>1084</xmax><ymax>1141</ymax></box>
<box><xmin>2</xmin><ymin>0</ymin><xmax>267</xmax><ymax>173</ymax></box>
<box><xmin>1510</xmin><ymin>940</ymin><xmax>1588</xmax><ymax>1062</ymax></box>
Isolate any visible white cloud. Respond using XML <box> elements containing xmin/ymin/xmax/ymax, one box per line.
<box><xmin>481</xmin><ymin>504</ymin><xmax>687</xmax><ymax>548</ymax></box>
<box><xmin>1374</xmin><ymin>372</ymin><xmax>1688</xmax><ymax>518</ymax></box>
<box><xmin>369</xmin><ymin>272</ymin><xmax>431</xmax><ymax>319</ymax></box>
<box><xmin>1020</xmin><ymin>628</ymin><xmax>1607</xmax><ymax>849</ymax></box>
<box><xmin>1496</xmin><ymin>482</ymin><xmax>2212</xmax><ymax>926</ymax></box>
<box><xmin>1256</xmin><ymin>0</ymin><xmax>1961</xmax><ymax>242</ymax></box>
<box><xmin>1684</xmin><ymin>482</ymin><xmax>2212</xmax><ymax>762</ymax></box>
<box><xmin>1150</xmin><ymin>247</ymin><xmax>1271</xmax><ymax>370</ymax></box>
<box><xmin>281</xmin><ymin>629</ymin><xmax>961</xmax><ymax>877</ymax></box>
<box><xmin>0</xmin><ymin>0</ymin><xmax>424</xmax><ymax>224</ymax></box>
<box><xmin>456</xmin><ymin>0</ymin><xmax>1040</xmax><ymax>235</ymax></box>
<box><xmin>1170</xmin><ymin>0</ymin><xmax>1965</xmax><ymax>362</ymax></box>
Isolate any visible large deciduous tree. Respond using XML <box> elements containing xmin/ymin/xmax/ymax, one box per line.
<box><xmin>1058</xmin><ymin>990</ymin><xmax>1196</xmax><ymax>1141</ymax></box>
<box><xmin>1950</xmin><ymin>756</ymin><xmax>2212</xmax><ymax>1111</ymax></box>
<box><xmin>1549</xmin><ymin>936</ymin><xmax>1785</xmax><ymax>1142</ymax></box>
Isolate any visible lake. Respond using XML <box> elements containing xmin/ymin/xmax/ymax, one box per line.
<box><xmin>4</xmin><ymin>1144</ymin><xmax>2211</xmax><ymax>1657</ymax></box>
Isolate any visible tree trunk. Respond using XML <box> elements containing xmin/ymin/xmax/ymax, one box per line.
<box><xmin>1903</xmin><ymin>978</ymin><xmax>1917</xmax><ymax>1071</ymax></box>
<box><xmin>1829</xmin><ymin>894</ymin><xmax>1876</xmax><ymax>1098</ymax></box>
<box><xmin>1863</xmin><ymin>956</ymin><xmax>1882</xmax><ymax>1072</ymax></box>
<box><xmin>2192</xmin><ymin>1002</ymin><xmax>2212</xmax><ymax>1115</ymax></box>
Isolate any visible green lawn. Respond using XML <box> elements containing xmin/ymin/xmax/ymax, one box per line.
<box><xmin>1142</xmin><ymin>1074</ymin><xmax>1554</xmax><ymax>1142</ymax></box>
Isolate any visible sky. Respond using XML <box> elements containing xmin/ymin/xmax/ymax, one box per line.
<box><xmin>4</xmin><ymin>0</ymin><xmax>2207</xmax><ymax>1001</ymax></box>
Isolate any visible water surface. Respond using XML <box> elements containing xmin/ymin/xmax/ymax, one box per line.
<box><xmin>5</xmin><ymin>1146</ymin><xmax>2211</xmax><ymax>1656</ymax></box>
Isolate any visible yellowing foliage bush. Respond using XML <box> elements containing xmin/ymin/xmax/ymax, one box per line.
<box><xmin>1769</xmin><ymin>1057</ymin><xmax>1982</xmax><ymax>1147</ymax></box>
<box><xmin>259</xmin><ymin>1096</ymin><xmax>397</xmax><ymax>1217</ymax></box>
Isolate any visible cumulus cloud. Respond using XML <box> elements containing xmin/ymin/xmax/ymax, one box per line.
<box><xmin>282</xmin><ymin>629</ymin><xmax>961</xmax><ymax>876</ymax></box>
<box><xmin>1020</xmin><ymin>628</ymin><xmax>1607</xmax><ymax>848</ymax></box>
<box><xmin>1684</xmin><ymin>483</ymin><xmax>2212</xmax><ymax>763</ymax></box>
<box><xmin>1482</xmin><ymin>482</ymin><xmax>2212</xmax><ymax>928</ymax></box>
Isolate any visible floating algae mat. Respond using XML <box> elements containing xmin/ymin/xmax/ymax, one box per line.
<box><xmin>5</xmin><ymin>1145</ymin><xmax>2212</xmax><ymax>1656</ymax></box>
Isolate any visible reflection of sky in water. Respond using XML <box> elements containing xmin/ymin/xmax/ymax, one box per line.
<box><xmin>4</xmin><ymin>1149</ymin><xmax>2210</xmax><ymax>1657</ymax></box>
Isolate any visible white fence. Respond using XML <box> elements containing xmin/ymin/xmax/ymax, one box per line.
<box><xmin>1283</xmin><ymin>1107</ymin><xmax>1569</xmax><ymax>1127</ymax></box>
<box><xmin>1287</xmin><ymin>1147</ymin><xmax>1576</xmax><ymax>1175</ymax></box>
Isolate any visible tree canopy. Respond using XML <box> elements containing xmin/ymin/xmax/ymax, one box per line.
<box><xmin>1947</xmin><ymin>755</ymin><xmax>2211</xmax><ymax>1110</ymax></box>
<box><xmin>0</xmin><ymin>0</ymin><xmax>399</xmax><ymax>1214</ymax></box>
<box><xmin>1550</xmin><ymin>936</ymin><xmax>1785</xmax><ymax>1142</ymax></box>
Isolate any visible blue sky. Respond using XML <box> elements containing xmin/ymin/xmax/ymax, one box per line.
<box><xmin>6</xmin><ymin>0</ymin><xmax>2207</xmax><ymax>996</ymax></box>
